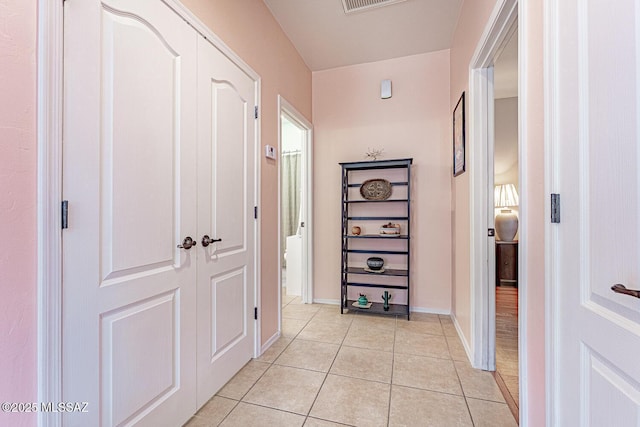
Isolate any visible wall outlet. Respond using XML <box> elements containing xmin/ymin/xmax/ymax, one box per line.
<box><xmin>265</xmin><ymin>145</ymin><xmax>276</xmax><ymax>160</ymax></box>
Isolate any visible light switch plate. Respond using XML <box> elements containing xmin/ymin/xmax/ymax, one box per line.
<box><xmin>265</xmin><ymin>145</ymin><xmax>276</xmax><ymax>160</ymax></box>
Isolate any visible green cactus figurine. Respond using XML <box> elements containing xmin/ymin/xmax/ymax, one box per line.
<box><xmin>382</xmin><ymin>291</ymin><xmax>391</xmax><ymax>311</ymax></box>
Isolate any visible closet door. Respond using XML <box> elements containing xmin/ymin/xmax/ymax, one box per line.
<box><xmin>63</xmin><ymin>0</ymin><xmax>197</xmax><ymax>425</ymax></box>
<box><xmin>196</xmin><ymin>37</ymin><xmax>257</xmax><ymax>406</ymax></box>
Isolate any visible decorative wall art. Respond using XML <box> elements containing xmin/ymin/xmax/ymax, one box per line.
<box><xmin>453</xmin><ymin>92</ymin><xmax>466</xmax><ymax>177</ymax></box>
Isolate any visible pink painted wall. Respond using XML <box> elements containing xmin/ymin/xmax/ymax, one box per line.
<box><xmin>0</xmin><ymin>0</ymin><xmax>38</xmax><ymax>426</ymax></box>
<box><xmin>449</xmin><ymin>0</ymin><xmax>546</xmax><ymax>424</ymax></box>
<box><xmin>312</xmin><ymin>51</ymin><xmax>452</xmax><ymax>311</ymax></box>
<box><xmin>181</xmin><ymin>0</ymin><xmax>312</xmax><ymax>345</ymax></box>
<box><xmin>449</xmin><ymin>0</ymin><xmax>498</xmax><ymax>346</ymax></box>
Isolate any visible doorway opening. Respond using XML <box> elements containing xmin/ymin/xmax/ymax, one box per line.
<box><xmin>493</xmin><ymin>29</ymin><xmax>520</xmax><ymax>419</ymax></box>
<box><xmin>468</xmin><ymin>0</ymin><xmax>526</xmax><ymax>423</ymax></box>
<box><xmin>280</xmin><ymin>115</ymin><xmax>304</xmax><ymax>305</ymax></box>
<box><xmin>277</xmin><ymin>96</ymin><xmax>313</xmax><ymax>323</ymax></box>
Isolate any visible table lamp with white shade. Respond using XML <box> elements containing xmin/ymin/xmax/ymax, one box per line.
<box><xmin>494</xmin><ymin>184</ymin><xmax>519</xmax><ymax>241</ymax></box>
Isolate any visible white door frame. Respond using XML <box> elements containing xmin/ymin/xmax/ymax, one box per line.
<box><xmin>37</xmin><ymin>0</ymin><xmax>64</xmax><ymax>424</ymax></box>
<box><xmin>277</xmin><ymin>95</ymin><xmax>314</xmax><ymax>316</ymax></box>
<box><xmin>36</xmin><ymin>2</ymin><xmax>262</xmax><ymax>425</ymax></box>
<box><xmin>468</xmin><ymin>0</ymin><xmax>529</xmax><ymax>422</ymax></box>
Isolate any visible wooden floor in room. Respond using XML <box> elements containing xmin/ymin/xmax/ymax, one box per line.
<box><xmin>495</xmin><ymin>285</ymin><xmax>519</xmax><ymax>423</ymax></box>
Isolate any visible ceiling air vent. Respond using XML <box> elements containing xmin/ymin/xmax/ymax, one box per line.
<box><xmin>341</xmin><ymin>0</ymin><xmax>408</xmax><ymax>14</ymax></box>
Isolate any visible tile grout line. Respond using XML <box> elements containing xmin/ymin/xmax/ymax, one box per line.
<box><xmin>224</xmin><ymin>400</ymin><xmax>314</xmax><ymax>422</ymax></box>
<box><xmin>220</xmin><ymin>332</ymin><xmax>294</xmax><ymax>406</ymax></box>
<box><xmin>301</xmin><ymin>304</ymin><xmax>327</xmax><ymax>426</ymax></box>
<box><xmin>277</xmin><ymin>317</ymin><xmax>403</xmax><ymax>385</ymax></box>
<box><xmin>302</xmin><ymin>306</ymin><xmax>355</xmax><ymax>424</ymax></box>
<box><xmin>386</xmin><ymin>315</ymin><xmax>398</xmax><ymax>427</ymax></box>
<box><xmin>238</xmin><ymin>303</ymin><xmax>326</xmax><ymax>426</ymax></box>
<box><xmin>444</xmin><ymin>315</ymin><xmax>477</xmax><ymax>427</ymax></box>
<box><xmin>212</xmin><ymin>397</ymin><xmax>241</xmax><ymax>427</ymax></box>
<box><xmin>388</xmin><ymin>383</ymin><xmax>469</xmax><ymax>399</ymax></box>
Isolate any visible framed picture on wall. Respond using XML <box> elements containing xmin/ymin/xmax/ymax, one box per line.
<box><xmin>453</xmin><ymin>92</ymin><xmax>466</xmax><ymax>177</ymax></box>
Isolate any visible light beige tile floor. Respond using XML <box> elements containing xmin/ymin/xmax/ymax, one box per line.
<box><xmin>185</xmin><ymin>301</ymin><xmax>517</xmax><ymax>427</ymax></box>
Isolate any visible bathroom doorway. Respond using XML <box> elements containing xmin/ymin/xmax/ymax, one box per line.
<box><xmin>278</xmin><ymin>96</ymin><xmax>313</xmax><ymax>318</ymax></box>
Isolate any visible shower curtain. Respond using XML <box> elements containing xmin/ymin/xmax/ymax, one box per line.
<box><xmin>281</xmin><ymin>151</ymin><xmax>302</xmax><ymax>266</ymax></box>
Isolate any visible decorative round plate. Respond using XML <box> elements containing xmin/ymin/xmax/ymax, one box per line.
<box><xmin>360</xmin><ymin>179</ymin><xmax>392</xmax><ymax>200</ymax></box>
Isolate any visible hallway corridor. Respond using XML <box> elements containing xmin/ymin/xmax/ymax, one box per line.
<box><xmin>185</xmin><ymin>301</ymin><xmax>517</xmax><ymax>426</ymax></box>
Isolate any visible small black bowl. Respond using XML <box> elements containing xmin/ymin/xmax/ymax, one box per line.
<box><xmin>366</xmin><ymin>257</ymin><xmax>384</xmax><ymax>270</ymax></box>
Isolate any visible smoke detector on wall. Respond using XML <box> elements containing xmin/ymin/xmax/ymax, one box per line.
<box><xmin>341</xmin><ymin>0</ymin><xmax>408</xmax><ymax>14</ymax></box>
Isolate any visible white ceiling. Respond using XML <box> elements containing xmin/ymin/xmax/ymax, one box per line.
<box><xmin>263</xmin><ymin>0</ymin><xmax>464</xmax><ymax>71</ymax></box>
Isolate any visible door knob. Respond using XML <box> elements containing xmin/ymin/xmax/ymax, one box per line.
<box><xmin>611</xmin><ymin>284</ymin><xmax>640</xmax><ymax>299</ymax></box>
<box><xmin>201</xmin><ymin>235</ymin><xmax>222</xmax><ymax>247</ymax></box>
<box><xmin>177</xmin><ymin>236</ymin><xmax>196</xmax><ymax>250</ymax></box>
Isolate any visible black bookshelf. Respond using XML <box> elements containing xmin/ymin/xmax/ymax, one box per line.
<box><xmin>340</xmin><ymin>158</ymin><xmax>412</xmax><ymax>320</ymax></box>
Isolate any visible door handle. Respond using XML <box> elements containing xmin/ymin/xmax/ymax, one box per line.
<box><xmin>611</xmin><ymin>284</ymin><xmax>640</xmax><ymax>299</ymax></box>
<box><xmin>177</xmin><ymin>236</ymin><xmax>196</xmax><ymax>250</ymax></box>
<box><xmin>201</xmin><ymin>235</ymin><xmax>222</xmax><ymax>247</ymax></box>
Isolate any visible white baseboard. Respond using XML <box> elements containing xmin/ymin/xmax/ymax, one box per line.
<box><xmin>410</xmin><ymin>306</ymin><xmax>451</xmax><ymax>315</ymax></box>
<box><xmin>451</xmin><ymin>314</ymin><xmax>474</xmax><ymax>365</ymax></box>
<box><xmin>259</xmin><ymin>330</ymin><xmax>281</xmax><ymax>356</ymax></box>
<box><xmin>312</xmin><ymin>298</ymin><xmax>340</xmax><ymax>305</ymax></box>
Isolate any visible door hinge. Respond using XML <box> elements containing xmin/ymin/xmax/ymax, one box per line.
<box><xmin>61</xmin><ymin>200</ymin><xmax>69</xmax><ymax>229</ymax></box>
<box><xmin>551</xmin><ymin>193</ymin><xmax>560</xmax><ymax>223</ymax></box>
<box><xmin>254</xmin><ymin>307</ymin><xmax>258</xmax><ymax>320</ymax></box>
<box><xmin>487</xmin><ymin>228</ymin><xmax>495</xmax><ymax>237</ymax></box>
<box><xmin>254</xmin><ymin>206</ymin><xmax>258</xmax><ymax>219</ymax></box>
<box><xmin>254</xmin><ymin>106</ymin><xmax>258</xmax><ymax>119</ymax></box>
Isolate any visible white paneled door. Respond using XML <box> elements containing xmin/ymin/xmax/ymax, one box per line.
<box><xmin>195</xmin><ymin>37</ymin><xmax>256</xmax><ymax>406</ymax></box>
<box><xmin>63</xmin><ymin>1</ymin><xmax>256</xmax><ymax>425</ymax></box>
<box><xmin>549</xmin><ymin>0</ymin><xmax>640</xmax><ymax>425</ymax></box>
